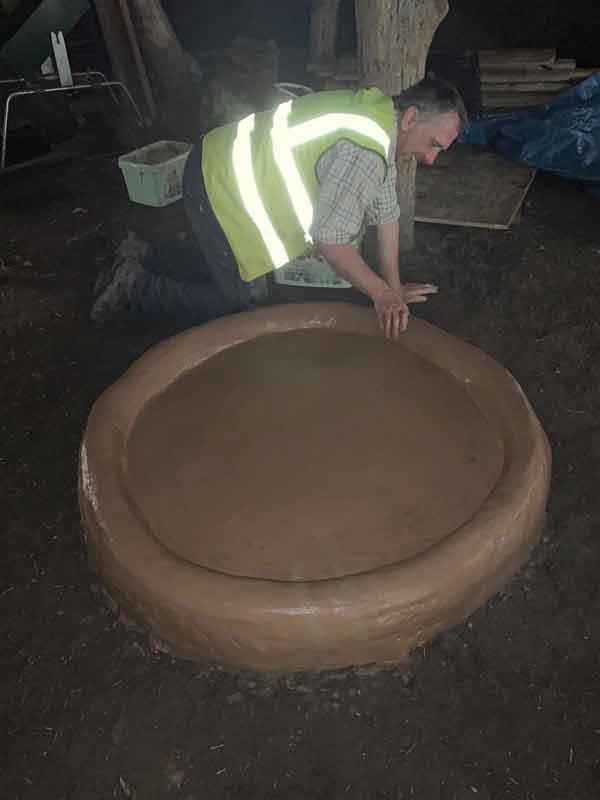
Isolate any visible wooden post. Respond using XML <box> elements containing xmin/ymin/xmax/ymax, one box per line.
<box><xmin>116</xmin><ymin>0</ymin><xmax>157</xmax><ymax>119</ymax></box>
<box><xmin>127</xmin><ymin>0</ymin><xmax>196</xmax><ymax>135</ymax></box>
<box><xmin>308</xmin><ymin>0</ymin><xmax>341</xmax><ymax>75</ymax></box>
<box><xmin>95</xmin><ymin>0</ymin><xmax>155</xmax><ymax>118</ymax></box>
<box><xmin>354</xmin><ymin>0</ymin><xmax>448</xmax><ymax>251</ymax></box>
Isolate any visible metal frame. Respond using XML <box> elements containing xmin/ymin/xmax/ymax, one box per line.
<box><xmin>1</xmin><ymin>75</ymin><xmax>144</xmax><ymax>170</ymax></box>
<box><xmin>0</xmin><ymin>71</ymin><xmax>108</xmax><ymax>87</ymax></box>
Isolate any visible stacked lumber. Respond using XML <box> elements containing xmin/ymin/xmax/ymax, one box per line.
<box><xmin>479</xmin><ymin>49</ymin><xmax>596</xmax><ymax>111</ymax></box>
<box><xmin>310</xmin><ymin>48</ymin><xmax>597</xmax><ymax>114</ymax></box>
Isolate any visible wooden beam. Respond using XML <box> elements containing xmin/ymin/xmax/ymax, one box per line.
<box><xmin>307</xmin><ymin>0</ymin><xmax>341</xmax><ymax>75</ymax></box>
<box><xmin>0</xmin><ymin>0</ymin><xmax>43</xmax><ymax>51</ymax></box>
<box><xmin>482</xmin><ymin>81</ymin><xmax>569</xmax><ymax>93</ymax></box>
<box><xmin>127</xmin><ymin>0</ymin><xmax>196</xmax><ymax>136</ymax></box>
<box><xmin>552</xmin><ymin>58</ymin><xmax>577</xmax><ymax>70</ymax></box>
<box><xmin>481</xmin><ymin>58</ymin><xmax>576</xmax><ymax>76</ymax></box>
<box><xmin>478</xmin><ymin>49</ymin><xmax>557</xmax><ymax>67</ymax></box>
<box><xmin>94</xmin><ymin>0</ymin><xmax>154</xmax><ymax>118</ymax></box>
<box><xmin>116</xmin><ymin>0</ymin><xmax>156</xmax><ymax>118</ymax></box>
<box><xmin>318</xmin><ymin>53</ymin><xmax>597</xmax><ymax>87</ymax></box>
<box><xmin>480</xmin><ymin>67</ymin><xmax>579</xmax><ymax>84</ymax></box>
<box><xmin>570</xmin><ymin>68</ymin><xmax>598</xmax><ymax>80</ymax></box>
<box><xmin>482</xmin><ymin>91</ymin><xmax>558</xmax><ymax>108</ymax></box>
<box><xmin>127</xmin><ymin>0</ymin><xmax>190</xmax><ymax>95</ymax></box>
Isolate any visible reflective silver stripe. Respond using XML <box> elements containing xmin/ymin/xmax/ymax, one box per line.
<box><xmin>232</xmin><ymin>113</ymin><xmax>289</xmax><ymax>268</ymax></box>
<box><xmin>287</xmin><ymin>113</ymin><xmax>390</xmax><ymax>153</ymax></box>
<box><xmin>271</xmin><ymin>100</ymin><xmax>314</xmax><ymax>244</ymax></box>
<box><xmin>232</xmin><ymin>104</ymin><xmax>391</xmax><ymax>269</ymax></box>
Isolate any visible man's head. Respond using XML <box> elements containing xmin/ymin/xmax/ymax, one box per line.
<box><xmin>392</xmin><ymin>77</ymin><xmax>468</xmax><ymax>165</ymax></box>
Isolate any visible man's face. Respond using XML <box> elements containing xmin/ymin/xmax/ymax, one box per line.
<box><xmin>397</xmin><ymin>110</ymin><xmax>460</xmax><ymax>166</ymax></box>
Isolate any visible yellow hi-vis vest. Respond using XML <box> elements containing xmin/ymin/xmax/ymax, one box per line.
<box><xmin>201</xmin><ymin>88</ymin><xmax>395</xmax><ymax>282</ymax></box>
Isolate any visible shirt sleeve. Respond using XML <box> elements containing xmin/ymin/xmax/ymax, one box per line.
<box><xmin>365</xmin><ymin>156</ymin><xmax>401</xmax><ymax>228</ymax></box>
<box><xmin>310</xmin><ymin>138</ymin><xmax>399</xmax><ymax>245</ymax></box>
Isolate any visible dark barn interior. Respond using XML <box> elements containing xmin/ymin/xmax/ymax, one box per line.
<box><xmin>2</xmin><ymin>1</ymin><xmax>600</xmax><ymax>798</ymax></box>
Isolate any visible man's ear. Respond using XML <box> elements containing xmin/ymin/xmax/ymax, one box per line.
<box><xmin>399</xmin><ymin>106</ymin><xmax>419</xmax><ymax>131</ymax></box>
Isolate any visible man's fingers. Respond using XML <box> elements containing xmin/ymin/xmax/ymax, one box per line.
<box><xmin>392</xmin><ymin>306</ymin><xmax>409</xmax><ymax>338</ymax></box>
<box><xmin>385</xmin><ymin>310</ymin><xmax>393</xmax><ymax>339</ymax></box>
<box><xmin>386</xmin><ymin>308</ymin><xmax>399</xmax><ymax>339</ymax></box>
<box><xmin>392</xmin><ymin>308</ymin><xmax>401</xmax><ymax>339</ymax></box>
<box><xmin>405</xmin><ymin>284</ymin><xmax>438</xmax><ymax>302</ymax></box>
<box><xmin>405</xmin><ymin>291</ymin><xmax>438</xmax><ymax>304</ymax></box>
<box><xmin>374</xmin><ymin>292</ymin><xmax>411</xmax><ymax>338</ymax></box>
<box><xmin>378</xmin><ymin>307</ymin><xmax>388</xmax><ymax>336</ymax></box>
<box><xmin>400</xmin><ymin>306</ymin><xmax>409</xmax><ymax>334</ymax></box>
<box><xmin>404</xmin><ymin>282</ymin><xmax>438</xmax><ymax>294</ymax></box>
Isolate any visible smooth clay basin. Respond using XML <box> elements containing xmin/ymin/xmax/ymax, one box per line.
<box><xmin>79</xmin><ymin>302</ymin><xmax>551</xmax><ymax>672</ymax></box>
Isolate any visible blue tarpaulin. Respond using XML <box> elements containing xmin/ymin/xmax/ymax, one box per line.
<box><xmin>459</xmin><ymin>72</ymin><xmax>600</xmax><ymax>196</ymax></box>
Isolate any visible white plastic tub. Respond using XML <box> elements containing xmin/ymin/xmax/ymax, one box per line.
<box><xmin>272</xmin><ymin>254</ymin><xmax>351</xmax><ymax>289</ymax></box>
<box><xmin>118</xmin><ymin>140</ymin><xmax>192</xmax><ymax>207</ymax></box>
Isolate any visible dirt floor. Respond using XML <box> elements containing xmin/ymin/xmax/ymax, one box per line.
<box><xmin>2</xmin><ymin>149</ymin><xmax>600</xmax><ymax>800</ymax></box>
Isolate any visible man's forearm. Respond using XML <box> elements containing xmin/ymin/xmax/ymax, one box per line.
<box><xmin>315</xmin><ymin>242</ymin><xmax>389</xmax><ymax>300</ymax></box>
<box><xmin>376</xmin><ymin>220</ymin><xmax>401</xmax><ymax>290</ymax></box>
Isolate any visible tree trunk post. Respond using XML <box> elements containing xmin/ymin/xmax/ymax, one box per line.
<box><xmin>95</xmin><ymin>0</ymin><xmax>155</xmax><ymax>119</ymax></box>
<box><xmin>127</xmin><ymin>0</ymin><xmax>196</xmax><ymax>136</ymax></box>
<box><xmin>354</xmin><ymin>0</ymin><xmax>449</xmax><ymax>251</ymax></box>
<box><xmin>308</xmin><ymin>0</ymin><xmax>341</xmax><ymax>75</ymax></box>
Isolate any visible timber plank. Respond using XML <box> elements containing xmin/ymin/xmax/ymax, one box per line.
<box><xmin>481</xmin><ymin>68</ymin><xmax>594</xmax><ymax>84</ymax></box>
<box><xmin>478</xmin><ymin>49</ymin><xmax>556</xmax><ymax>67</ymax></box>
<box><xmin>480</xmin><ymin>68</ymin><xmax>576</xmax><ymax>83</ymax></box>
<box><xmin>482</xmin><ymin>81</ymin><xmax>569</xmax><ymax>92</ymax></box>
<box><xmin>482</xmin><ymin>91</ymin><xmax>558</xmax><ymax>107</ymax></box>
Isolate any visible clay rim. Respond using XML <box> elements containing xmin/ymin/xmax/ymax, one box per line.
<box><xmin>80</xmin><ymin>302</ymin><xmax>551</xmax><ymax>616</ymax></box>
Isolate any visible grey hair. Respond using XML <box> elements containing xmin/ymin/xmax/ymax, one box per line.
<box><xmin>392</xmin><ymin>76</ymin><xmax>469</xmax><ymax>130</ymax></box>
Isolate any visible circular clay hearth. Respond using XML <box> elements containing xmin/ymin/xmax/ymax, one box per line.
<box><xmin>80</xmin><ymin>303</ymin><xmax>551</xmax><ymax>672</ymax></box>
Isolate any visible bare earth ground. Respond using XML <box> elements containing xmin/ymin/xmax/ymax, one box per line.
<box><xmin>2</xmin><ymin>153</ymin><xmax>600</xmax><ymax>800</ymax></box>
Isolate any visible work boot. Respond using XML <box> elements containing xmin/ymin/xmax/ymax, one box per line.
<box><xmin>93</xmin><ymin>230</ymin><xmax>149</xmax><ymax>298</ymax></box>
<box><xmin>90</xmin><ymin>257</ymin><xmax>146</xmax><ymax>322</ymax></box>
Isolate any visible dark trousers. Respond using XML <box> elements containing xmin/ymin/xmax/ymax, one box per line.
<box><xmin>132</xmin><ymin>140</ymin><xmax>268</xmax><ymax>324</ymax></box>
<box><xmin>182</xmin><ymin>140</ymin><xmax>268</xmax><ymax>309</ymax></box>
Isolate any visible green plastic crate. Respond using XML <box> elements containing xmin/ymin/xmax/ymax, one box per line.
<box><xmin>118</xmin><ymin>140</ymin><xmax>192</xmax><ymax>207</ymax></box>
<box><xmin>273</xmin><ymin>254</ymin><xmax>351</xmax><ymax>289</ymax></box>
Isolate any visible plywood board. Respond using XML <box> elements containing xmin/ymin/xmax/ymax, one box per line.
<box><xmin>415</xmin><ymin>144</ymin><xmax>536</xmax><ymax>230</ymax></box>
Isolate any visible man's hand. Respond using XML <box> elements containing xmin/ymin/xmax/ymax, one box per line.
<box><xmin>373</xmin><ymin>287</ymin><xmax>409</xmax><ymax>339</ymax></box>
<box><xmin>313</xmin><ymin>241</ymin><xmax>438</xmax><ymax>338</ymax></box>
<box><xmin>403</xmin><ymin>282</ymin><xmax>439</xmax><ymax>304</ymax></box>
<box><xmin>373</xmin><ymin>283</ymin><xmax>438</xmax><ymax>339</ymax></box>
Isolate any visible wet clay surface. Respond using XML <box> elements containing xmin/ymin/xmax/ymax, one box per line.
<box><xmin>128</xmin><ymin>329</ymin><xmax>504</xmax><ymax>580</ymax></box>
<box><xmin>3</xmin><ymin>151</ymin><xmax>600</xmax><ymax>798</ymax></box>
